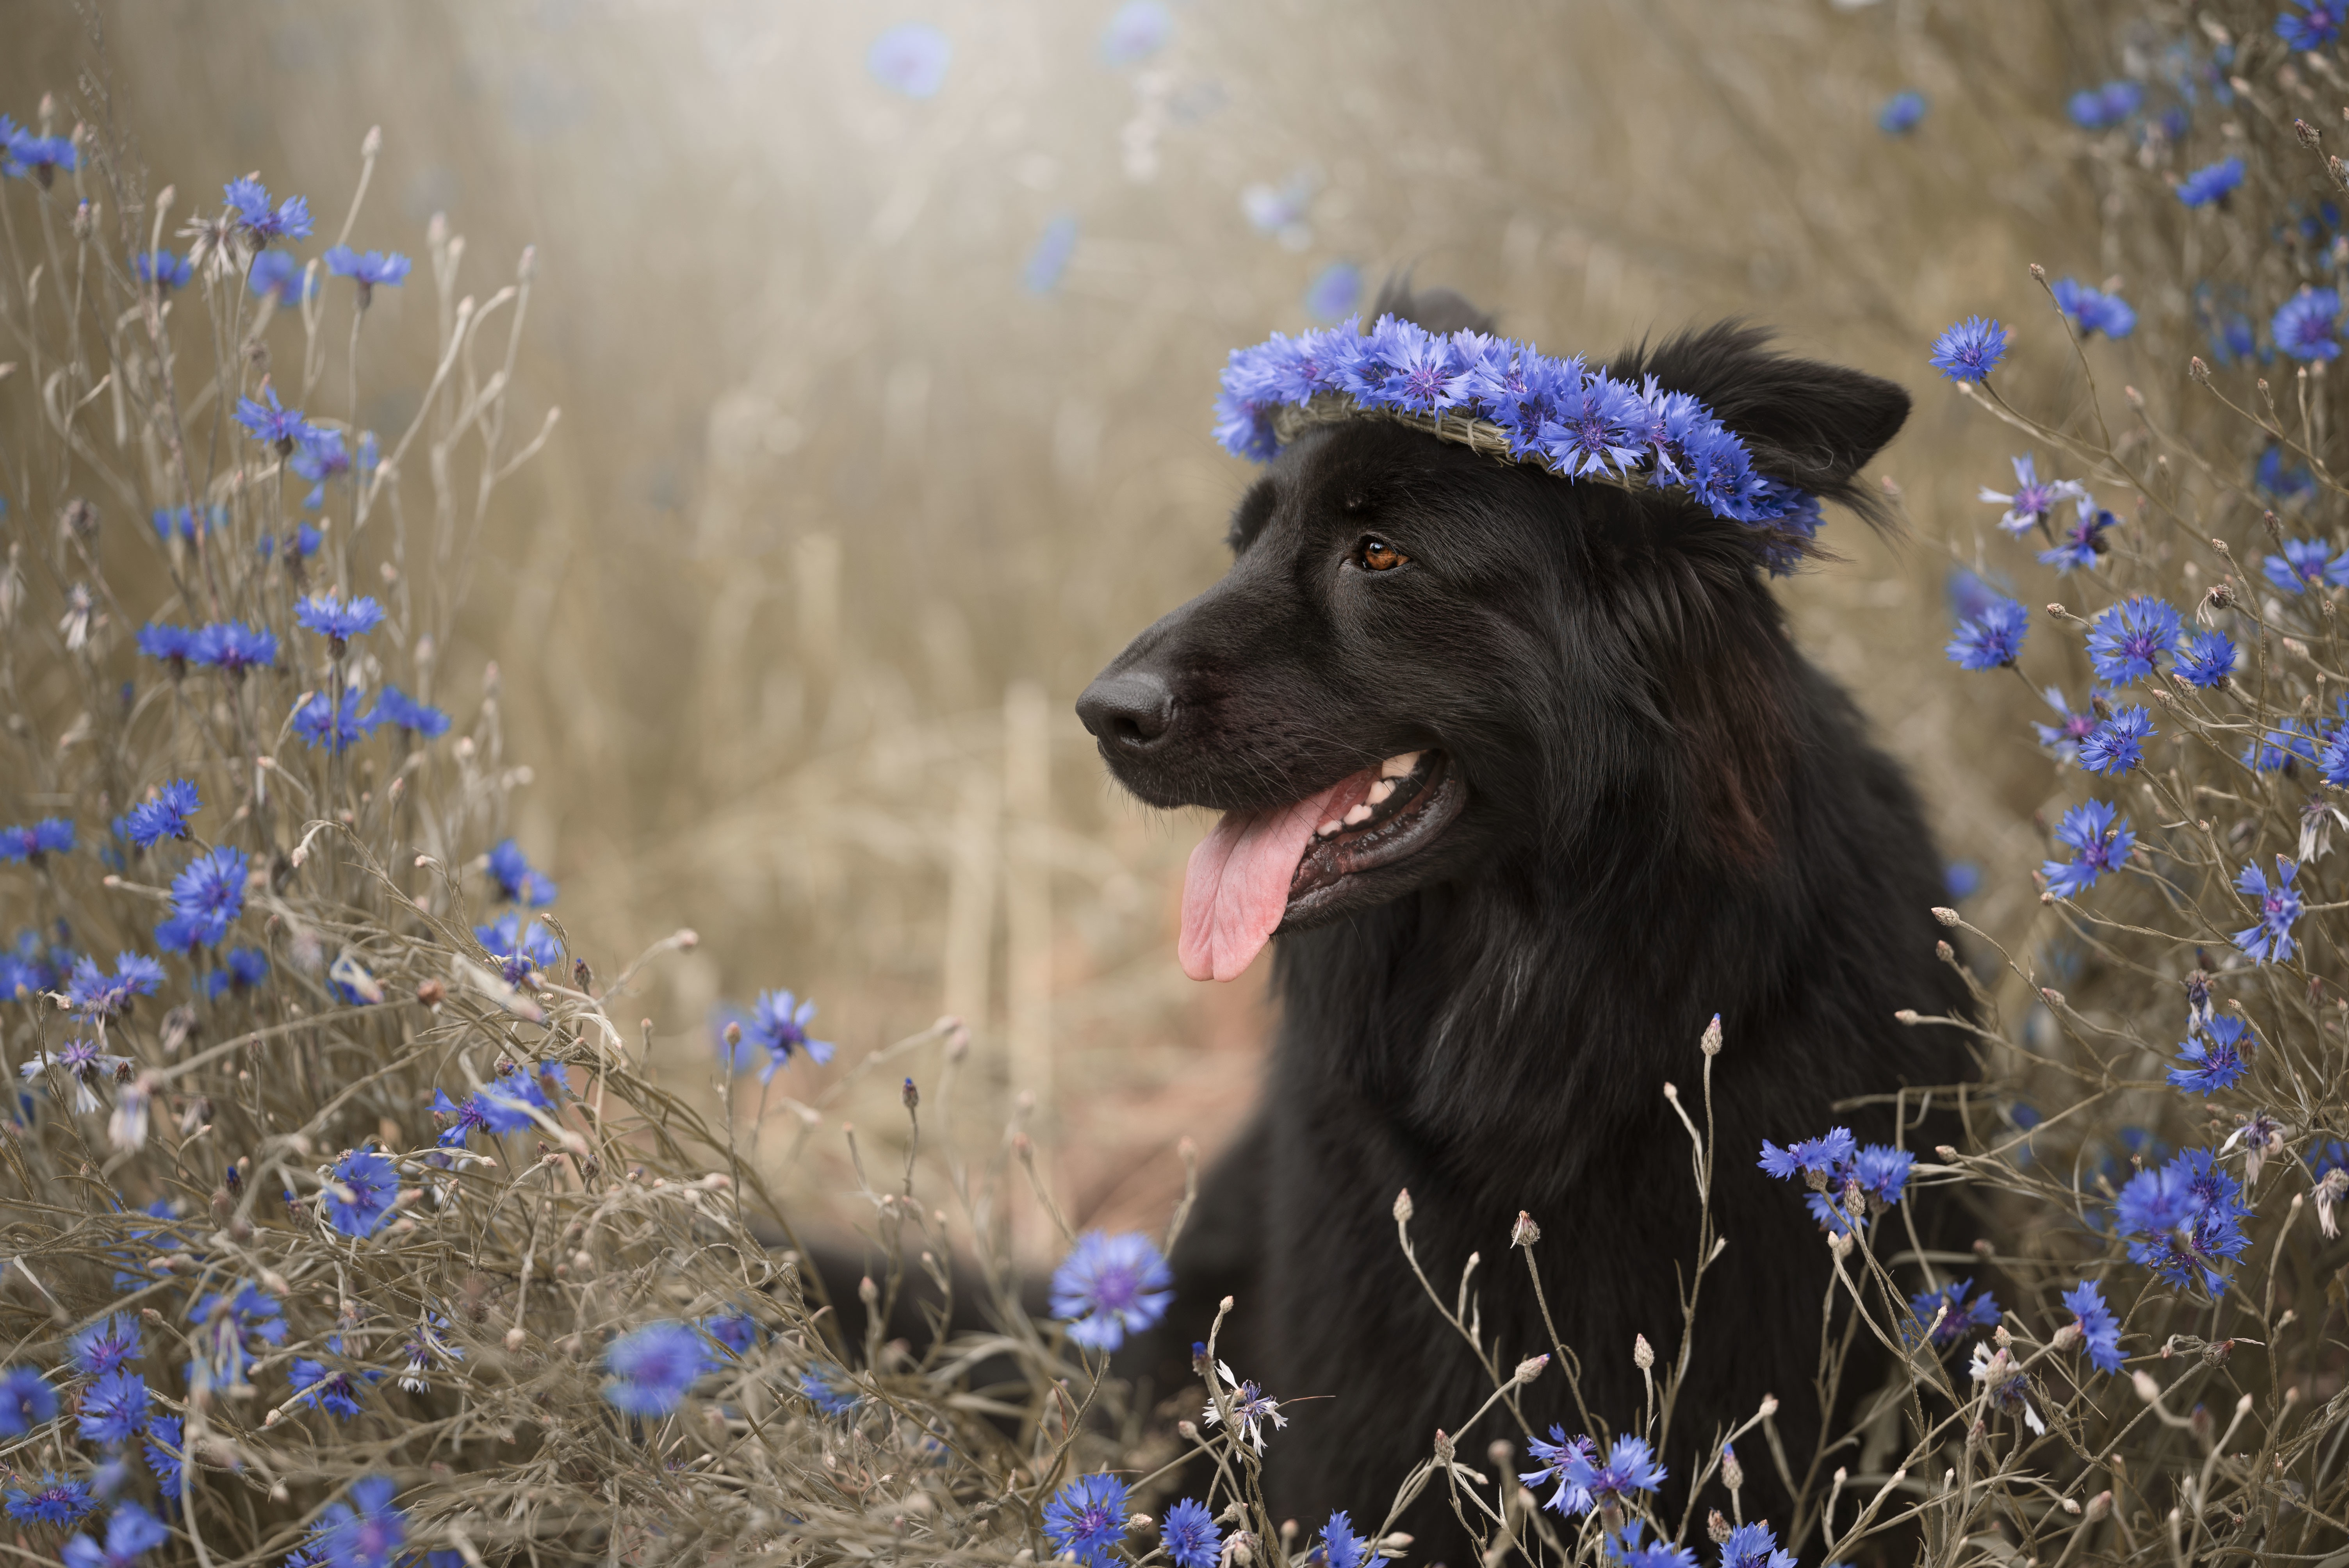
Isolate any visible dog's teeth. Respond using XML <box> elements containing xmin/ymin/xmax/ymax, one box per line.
<box><xmin>1379</xmin><ymin>750</ymin><xmax>1423</xmax><ymax>780</ymax></box>
<box><xmin>1343</xmin><ymin>802</ymin><xmax>1374</xmax><ymax>826</ymax></box>
<box><xmin>1317</xmin><ymin>820</ymin><xmax>1342</xmax><ymax>838</ymax></box>
<box><xmin>1366</xmin><ymin>779</ymin><xmax>1396</xmax><ymax>805</ymax></box>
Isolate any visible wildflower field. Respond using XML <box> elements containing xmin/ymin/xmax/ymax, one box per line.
<box><xmin>21</xmin><ymin>1</ymin><xmax>2349</xmax><ymax>1567</ymax></box>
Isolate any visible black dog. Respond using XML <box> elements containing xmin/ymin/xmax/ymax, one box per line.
<box><xmin>1077</xmin><ymin>284</ymin><xmax>1971</xmax><ymax>1558</ymax></box>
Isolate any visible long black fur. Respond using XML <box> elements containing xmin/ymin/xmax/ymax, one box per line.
<box><xmin>1078</xmin><ymin>287</ymin><xmax>1972</xmax><ymax>1561</ymax></box>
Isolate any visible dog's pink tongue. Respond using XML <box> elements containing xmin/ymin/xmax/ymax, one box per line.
<box><xmin>1179</xmin><ymin>777</ymin><xmax>1359</xmax><ymax>983</ymax></box>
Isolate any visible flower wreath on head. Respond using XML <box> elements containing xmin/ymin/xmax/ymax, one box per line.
<box><xmin>1211</xmin><ymin>313</ymin><xmax>1824</xmax><ymax>576</ymax></box>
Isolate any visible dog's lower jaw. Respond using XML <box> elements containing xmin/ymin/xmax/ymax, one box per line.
<box><xmin>1274</xmin><ymin>763</ymin><xmax>1472</xmax><ymax>932</ymax></box>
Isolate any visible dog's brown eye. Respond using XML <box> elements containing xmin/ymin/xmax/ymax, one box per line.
<box><xmin>1358</xmin><ymin>537</ymin><xmax>1408</xmax><ymax>572</ymax></box>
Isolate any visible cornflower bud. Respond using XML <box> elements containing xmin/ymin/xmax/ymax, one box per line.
<box><xmin>1720</xmin><ymin>1443</ymin><xmax>1744</xmax><ymax>1491</ymax></box>
<box><xmin>1393</xmin><ymin>1188</ymin><xmax>1413</xmax><ymax>1223</ymax></box>
<box><xmin>1511</xmin><ymin>1210</ymin><xmax>1541</xmax><ymax>1248</ymax></box>
<box><xmin>1699</xmin><ymin>1013</ymin><xmax>1723</xmax><ymax>1055</ymax></box>
<box><xmin>1514</xmin><ymin>1353</ymin><xmax>1550</xmax><ymax>1386</ymax></box>
<box><xmin>1633</xmin><ymin>1335</ymin><xmax>1654</xmax><ymax>1370</ymax></box>
<box><xmin>1707</xmin><ymin>1511</ymin><xmax>1734</xmax><ymax>1544</ymax></box>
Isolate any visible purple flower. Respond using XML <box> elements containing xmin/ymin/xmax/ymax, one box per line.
<box><xmin>66</xmin><ymin>955</ymin><xmax>164</xmax><ymax>1017</ymax></box>
<box><xmin>69</xmin><ymin>1313</ymin><xmax>142</xmax><ymax>1377</ymax></box>
<box><xmin>78</xmin><ymin>1370</ymin><xmax>149</xmax><ymax>1447</ymax></box>
<box><xmin>2235</xmin><ymin>856</ymin><xmax>2303</xmax><ymax>963</ymax></box>
<box><xmin>1718</xmin><ymin>1522</ymin><xmax>1797</xmax><ymax>1568</ymax></box>
<box><xmin>233</xmin><ymin>383</ymin><xmax>314</xmax><ymax>451</ymax></box>
<box><xmin>169</xmin><ymin>846</ymin><xmax>247</xmax><ymax>946</ymax></box>
<box><xmin>2278</xmin><ymin>0</ymin><xmax>2344</xmax><ymax>51</ymax></box>
<box><xmin>473</xmin><ymin>912</ymin><xmax>560</xmax><ymax>987</ymax></box>
<box><xmin>2043</xmin><ymin>799</ymin><xmax>2134</xmax><ymax>899</ymax></box>
<box><xmin>1540</xmin><ymin>372</ymin><xmax>1650</xmax><ymax>477</ymax></box>
<box><xmin>370</xmin><ymin>686</ymin><xmax>449</xmax><ymax>739</ymax></box>
<box><xmin>2078</xmin><ymin>706</ymin><xmax>2154</xmax><ymax>775</ymax></box>
<box><xmin>2062</xmin><ymin>1280</ymin><xmax>2123</xmax><ymax>1373</ymax></box>
<box><xmin>130</xmin><ymin>249</ymin><xmax>192</xmax><ymax>290</ymax></box>
<box><xmin>143</xmin><ymin>1416</ymin><xmax>183</xmax><ymax>1499</ymax></box>
<box><xmin>137</xmin><ymin>623</ymin><xmax>198</xmax><ymax>667</ymax></box>
<box><xmin>1042</xmin><ymin>1473</ymin><xmax>1131</xmax><ymax>1568</ymax></box>
<box><xmin>1853</xmin><ymin>1144</ymin><xmax>1916</xmax><ymax>1205</ymax></box>
<box><xmin>290</xmin><ymin>1336</ymin><xmax>381</xmax><ymax>1420</ymax></box>
<box><xmin>431</xmin><ymin>1089</ymin><xmax>492</xmax><ymax>1148</ymax></box>
<box><xmin>1050</xmin><ymin>1230</ymin><xmax>1174</xmax><ymax>1351</ymax></box>
<box><xmin>1520</xmin><ymin>1427</ymin><xmax>1599</xmax><ymax>1515</ymax></box>
<box><xmin>1877</xmin><ymin>91</ymin><xmax>1927</xmax><ymax>135</ymax></box>
<box><xmin>1613</xmin><ymin>1524</ymin><xmax>1698</xmax><ymax>1568</ymax></box>
<box><xmin>223</xmin><ymin>177</ymin><xmax>311</xmax><ymax>242</ymax></box>
<box><xmin>0</xmin><ymin>1366</ymin><xmax>57</xmax><ymax>1435</ymax></box>
<box><xmin>2264</xmin><ymin>537</ymin><xmax>2349</xmax><ymax>593</ymax></box>
<box><xmin>2052</xmin><ymin>278</ymin><xmax>2136</xmax><ymax>339</ymax></box>
<box><xmin>799</xmin><ymin>1362</ymin><xmax>858</xmax><ymax>1416</ymax></box>
<box><xmin>1946</xmin><ymin>595</ymin><xmax>2028</xmax><ymax>670</ymax></box>
<box><xmin>1980</xmin><ymin>453</ymin><xmax>2086</xmax><ymax>535</ymax></box>
<box><xmin>292</xmin><ymin>691</ymin><xmax>380</xmax><ymax>754</ymax></box>
<box><xmin>867</xmin><ymin>23</ymin><xmax>952</xmax><ymax>98</ymax></box>
<box><xmin>703</xmin><ymin>1313</ymin><xmax>757</xmax><ymax>1358</ymax></box>
<box><xmin>1315</xmin><ymin>1511</ymin><xmax>1375</xmax><ymax>1568</ymax></box>
<box><xmin>748</xmin><ymin>989</ymin><xmax>834</xmax><ymax>1080</ymax></box>
<box><xmin>0</xmin><ymin>818</ymin><xmax>75</xmax><ymax>862</ymax></box>
<box><xmin>1563</xmin><ymin>1435</ymin><xmax>1666</xmax><ymax>1513</ymax></box>
<box><xmin>192</xmin><ymin>620</ymin><xmax>277</xmax><ymax>674</ymax></box>
<box><xmin>2274</xmin><ymin>288</ymin><xmax>2342</xmax><ymax>362</ymax></box>
<box><xmin>2039</xmin><ymin>499</ymin><xmax>2118</xmax><ymax>571</ymax></box>
<box><xmin>1907</xmin><ymin>1276</ymin><xmax>2000</xmax><ymax>1349</ymax></box>
<box><xmin>2115</xmin><ymin>1147</ymin><xmax>2251</xmax><ymax>1292</ymax></box>
<box><xmin>323</xmin><ymin>1149</ymin><xmax>397</xmax><ymax>1238</ymax></box>
<box><xmin>293</xmin><ymin>592</ymin><xmax>386</xmax><ymax>645</ymax></box>
<box><xmin>5</xmin><ymin>1474</ymin><xmax>95</xmax><ymax>1526</ymax></box>
<box><xmin>2034</xmin><ymin>686</ymin><xmax>2104</xmax><ymax>763</ymax></box>
<box><xmin>315</xmin><ymin>1475</ymin><xmax>405</xmax><ymax>1568</ymax></box>
<box><xmin>323</xmin><ymin>245</ymin><xmax>412</xmax><ymax>304</ymax></box>
<box><xmin>1160</xmin><ymin>1497</ymin><xmax>1221</xmax><ymax>1568</ymax></box>
<box><xmin>486</xmin><ymin>838</ymin><xmax>558</xmax><ymax>906</ymax></box>
<box><xmin>2086</xmin><ymin>595</ymin><xmax>2182</xmax><ymax>683</ymax></box>
<box><xmin>1757</xmin><ymin>1126</ymin><xmax>1856</xmax><ymax>1183</ymax></box>
<box><xmin>1305</xmin><ymin>260</ymin><xmax>1363</xmax><ymax>324</ymax></box>
<box><xmin>2177</xmin><ymin>157</ymin><xmax>2245</xmax><ymax>207</ymax></box>
<box><xmin>2171</xmin><ymin>1015</ymin><xmax>2251</xmax><ymax>1096</ymax></box>
<box><xmin>2244</xmin><ymin>719</ymin><xmax>2322</xmax><ymax>772</ymax></box>
<box><xmin>2068</xmin><ymin>80</ymin><xmax>2144</xmax><ymax>130</ymax></box>
<box><xmin>1929</xmin><ymin>315</ymin><xmax>2008</xmax><ymax>382</ymax></box>
<box><xmin>602</xmin><ymin>1320</ymin><xmax>711</xmax><ymax>1416</ymax></box>
<box><xmin>59</xmin><ymin>1502</ymin><xmax>168</xmax><ymax>1568</ymax></box>
<box><xmin>2174</xmin><ymin>630</ymin><xmax>2235</xmax><ymax>689</ymax></box>
<box><xmin>248</xmin><ymin>249</ymin><xmax>315</xmax><ymax>305</ymax></box>
<box><xmin>3</xmin><ymin>125</ymin><xmax>77</xmax><ymax>185</ymax></box>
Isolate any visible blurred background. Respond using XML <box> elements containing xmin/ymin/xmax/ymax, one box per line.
<box><xmin>4</xmin><ymin>0</ymin><xmax>2102</xmax><ymax>1256</ymax></box>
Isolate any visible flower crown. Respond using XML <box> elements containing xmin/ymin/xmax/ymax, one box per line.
<box><xmin>1211</xmin><ymin>314</ymin><xmax>1823</xmax><ymax>574</ymax></box>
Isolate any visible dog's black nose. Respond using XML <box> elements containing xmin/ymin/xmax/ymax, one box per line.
<box><xmin>1076</xmin><ymin>668</ymin><xmax>1176</xmax><ymax>748</ymax></box>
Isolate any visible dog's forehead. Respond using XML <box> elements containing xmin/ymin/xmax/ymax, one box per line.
<box><xmin>1248</xmin><ymin>423</ymin><xmax>1479</xmax><ymax>522</ymax></box>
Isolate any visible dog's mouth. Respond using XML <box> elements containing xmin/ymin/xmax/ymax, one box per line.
<box><xmin>1178</xmin><ymin>749</ymin><xmax>1467</xmax><ymax>982</ymax></box>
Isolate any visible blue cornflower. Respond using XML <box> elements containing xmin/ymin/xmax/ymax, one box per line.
<box><xmin>0</xmin><ymin>1367</ymin><xmax>57</xmax><ymax>1435</ymax></box>
<box><xmin>1519</xmin><ymin>1426</ymin><xmax>1598</xmax><ymax>1515</ymax></box>
<box><xmin>122</xmin><ymin>783</ymin><xmax>198</xmax><ymax>849</ymax></box>
<box><xmin>2061</xmin><ymin>1280</ymin><xmax>2123</xmax><ymax>1373</ymax></box>
<box><xmin>1757</xmin><ymin>1126</ymin><xmax>1856</xmax><ymax>1183</ymax></box>
<box><xmin>315</xmin><ymin>1475</ymin><xmax>405</xmax><ymax>1568</ymax></box>
<box><xmin>1946</xmin><ymin>595</ymin><xmax>2028</xmax><ymax>670</ymax></box>
<box><xmin>248</xmin><ymin>249</ymin><xmax>314</xmax><ymax>305</ymax></box>
<box><xmin>486</xmin><ymin>838</ymin><xmax>558</xmax><ymax>906</ymax></box>
<box><xmin>233</xmin><ymin>383</ymin><xmax>314</xmax><ymax>451</ymax></box>
<box><xmin>800</xmin><ymin>1362</ymin><xmax>859</xmax><ymax>1417</ymax></box>
<box><xmin>2259</xmin><ymin>444</ymin><xmax>2319</xmax><ymax>502</ymax></box>
<box><xmin>2034</xmin><ymin>686</ymin><xmax>2104</xmax><ymax>763</ymax></box>
<box><xmin>2086</xmin><ymin>595</ymin><xmax>2182</xmax><ymax>682</ymax></box>
<box><xmin>1610</xmin><ymin>1523</ymin><xmax>1698</xmax><ymax>1568</ymax></box>
<box><xmin>469</xmin><ymin>1067</ymin><xmax>551</xmax><ymax>1135</ymax></box>
<box><xmin>2052</xmin><ymin>278</ymin><xmax>2137</xmax><ymax>340</ymax></box>
<box><xmin>324</xmin><ymin>1149</ymin><xmax>397</xmax><ymax>1238</ymax></box>
<box><xmin>1979</xmin><ymin>452</ymin><xmax>2087</xmax><ymax>535</ymax></box>
<box><xmin>748</xmin><ymin>988</ymin><xmax>834</xmax><ymax>1080</ymax></box>
<box><xmin>136</xmin><ymin>623</ymin><xmax>197</xmax><ymax>667</ymax></box>
<box><xmin>1160</xmin><ymin>1497</ymin><xmax>1221</xmax><ymax>1568</ymax></box>
<box><xmin>169</xmin><ymin>846</ymin><xmax>246</xmax><ymax>946</ymax></box>
<box><xmin>1852</xmin><ymin>1144</ymin><xmax>1916</xmax><ymax>1205</ymax></box>
<box><xmin>6</xmin><ymin>1474</ymin><xmax>95</xmax><ymax>1526</ymax></box>
<box><xmin>223</xmin><ymin>177</ymin><xmax>312</xmax><ymax>242</ymax></box>
<box><xmin>293</xmin><ymin>591</ymin><xmax>386</xmax><ymax>645</ymax></box>
<box><xmin>290</xmin><ymin>1336</ymin><xmax>381</xmax><ymax>1420</ymax></box>
<box><xmin>1565</xmin><ymin>1435</ymin><xmax>1666</xmax><ymax>1514</ymax></box>
<box><xmin>2235</xmin><ymin>856</ymin><xmax>2303</xmax><ymax>964</ymax></box>
<box><xmin>2038</xmin><ymin>499</ymin><xmax>2118</xmax><ymax>571</ymax></box>
<box><xmin>2278</xmin><ymin>0</ymin><xmax>2344</xmax><ymax>50</ymax></box>
<box><xmin>1316</xmin><ymin>1511</ymin><xmax>1376</xmax><ymax>1568</ymax></box>
<box><xmin>431</xmin><ymin>1089</ymin><xmax>492</xmax><ymax>1149</ymax></box>
<box><xmin>473</xmin><ymin>911</ymin><xmax>560</xmax><ymax>987</ymax></box>
<box><xmin>2244</xmin><ymin>719</ymin><xmax>2322</xmax><ymax>771</ymax></box>
<box><xmin>2274</xmin><ymin>288</ymin><xmax>2342</xmax><ymax>362</ymax></box>
<box><xmin>292</xmin><ymin>692</ymin><xmax>380</xmax><ymax>753</ymax></box>
<box><xmin>67</xmin><ymin>955</ymin><xmax>164</xmax><ymax>1017</ymax></box>
<box><xmin>289</xmin><ymin>428</ymin><xmax>357</xmax><ymax>507</ymax></box>
<box><xmin>60</xmin><ymin>1501</ymin><xmax>168</xmax><ymax>1568</ymax></box>
<box><xmin>2170</xmin><ymin>1016</ymin><xmax>2251</xmax><ymax>1096</ymax></box>
<box><xmin>1304</xmin><ymin>260</ymin><xmax>1363</xmax><ymax>325</ymax></box>
<box><xmin>370</xmin><ymin>686</ymin><xmax>449</xmax><ymax>739</ymax></box>
<box><xmin>2115</xmin><ymin>1146</ymin><xmax>2252</xmax><ymax>1292</ymax></box>
<box><xmin>2177</xmin><ymin>157</ymin><xmax>2245</xmax><ymax>207</ymax></box>
<box><xmin>1929</xmin><ymin>316</ymin><xmax>2008</xmax><ymax>381</ymax></box>
<box><xmin>2174</xmin><ymin>629</ymin><xmax>2236</xmax><ymax>689</ymax></box>
<box><xmin>2264</xmin><ymin>537</ymin><xmax>2349</xmax><ymax>593</ymax></box>
<box><xmin>143</xmin><ymin>1416</ymin><xmax>183</xmax><ymax>1499</ymax></box>
<box><xmin>2043</xmin><ymin>799</ymin><xmax>2135</xmax><ymax>899</ymax></box>
<box><xmin>703</xmin><ymin>1313</ymin><xmax>757</xmax><ymax>1358</ymax></box>
<box><xmin>602</xmin><ymin>1320</ymin><xmax>711</xmax><ymax>1416</ymax></box>
<box><xmin>1877</xmin><ymin>90</ymin><xmax>1927</xmax><ymax>134</ymax></box>
<box><xmin>78</xmin><ymin>1370</ymin><xmax>149</xmax><ymax>1447</ymax></box>
<box><xmin>0</xmin><ymin>818</ymin><xmax>75</xmax><ymax>861</ymax></box>
<box><xmin>192</xmin><ymin>620</ymin><xmax>278</xmax><ymax>674</ymax></box>
<box><xmin>866</xmin><ymin>21</ymin><xmax>952</xmax><ymax>98</ymax></box>
<box><xmin>1042</xmin><ymin>1473</ymin><xmax>1131</xmax><ymax>1568</ymax></box>
<box><xmin>184</xmin><ymin>1281</ymin><xmax>285</xmax><ymax>1393</ymax></box>
<box><xmin>130</xmin><ymin>249</ymin><xmax>191</xmax><ymax>290</ymax></box>
<box><xmin>1540</xmin><ymin>372</ymin><xmax>1650</xmax><ymax>477</ymax></box>
<box><xmin>1718</xmin><ymin>1522</ymin><xmax>1797</xmax><ymax>1568</ymax></box>
<box><xmin>2067</xmin><ymin>80</ymin><xmax>2144</xmax><ymax>130</ymax></box>
<box><xmin>150</xmin><ymin>506</ymin><xmax>221</xmax><ymax>544</ymax></box>
<box><xmin>4</xmin><ymin>127</ymin><xmax>76</xmax><ymax>184</ymax></box>
<box><xmin>2078</xmin><ymin>706</ymin><xmax>2154</xmax><ymax>775</ymax></box>
<box><xmin>1908</xmin><ymin>1277</ymin><xmax>2001</xmax><ymax>1349</ymax></box>
<box><xmin>323</xmin><ymin>245</ymin><xmax>412</xmax><ymax>304</ymax></box>
<box><xmin>1050</xmin><ymin>1230</ymin><xmax>1174</xmax><ymax>1352</ymax></box>
<box><xmin>70</xmin><ymin>1313</ymin><xmax>142</xmax><ymax>1377</ymax></box>
<box><xmin>221</xmin><ymin>946</ymin><xmax>269</xmax><ymax>991</ymax></box>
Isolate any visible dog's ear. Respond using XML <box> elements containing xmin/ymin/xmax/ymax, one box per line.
<box><xmin>1639</xmin><ymin>321</ymin><xmax>1909</xmax><ymax>496</ymax></box>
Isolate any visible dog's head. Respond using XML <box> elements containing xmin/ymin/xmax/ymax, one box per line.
<box><xmin>1078</xmin><ymin>284</ymin><xmax>1909</xmax><ymax>980</ymax></box>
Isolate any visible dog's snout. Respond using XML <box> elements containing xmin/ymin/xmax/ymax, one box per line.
<box><xmin>1076</xmin><ymin>668</ymin><xmax>1176</xmax><ymax>749</ymax></box>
